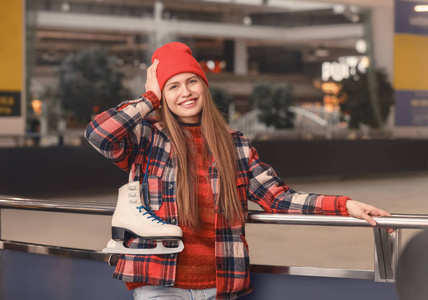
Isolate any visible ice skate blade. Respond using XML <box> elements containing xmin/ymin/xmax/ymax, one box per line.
<box><xmin>102</xmin><ymin>239</ymin><xmax>184</xmax><ymax>255</ymax></box>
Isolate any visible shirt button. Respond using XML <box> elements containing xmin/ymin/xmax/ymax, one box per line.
<box><xmin>171</xmin><ymin>218</ymin><xmax>176</xmax><ymax>224</ymax></box>
<box><xmin>170</xmin><ymin>254</ymin><xmax>175</xmax><ymax>258</ymax></box>
<box><xmin>169</xmin><ymin>184</ymin><xmax>173</xmax><ymax>189</ymax></box>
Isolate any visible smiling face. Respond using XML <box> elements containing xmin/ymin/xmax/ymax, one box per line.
<box><xmin>163</xmin><ymin>73</ymin><xmax>205</xmax><ymax>124</ymax></box>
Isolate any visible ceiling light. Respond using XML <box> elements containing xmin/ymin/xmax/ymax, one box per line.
<box><xmin>314</xmin><ymin>47</ymin><xmax>329</xmax><ymax>57</ymax></box>
<box><xmin>268</xmin><ymin>0</ymin><xmax>333</xmax><ymax>11</ymax></box>
<box><xmin>206</xmin><ymin>60</ymin><xmax>215</xmax><ymax>70</ymax></box>
<box><xmin>235</xmin><ymin>0</ymin><xmax>262</xmax><ymax>5</ymax></box>
<box><xmin>61</xmin><ymin>2</ymin><xmax>70</xmax><ymax>12</ymax></box>
<box><xmin>355</xmin><ymin>39</ymin><xmax>367</xmax><ymax>54</ymax></box>
<box><xmin>415</xmin><ymin>5</ymin><xmax>428</xmax><ymax>12</ymax></box>
<box><xmin>243</xmin><ymin>16</ymin><xmax>252</xmax><ymax>26</ymax></box>
<box><xmin>334</xmin><ymin>4</ymin><xmax>360</xmax><ymax>23</ymax></box>
<box><xmin>333</xmin><ymin>4</ymin><xmax>346</xmax><ymax>14</ymax></box>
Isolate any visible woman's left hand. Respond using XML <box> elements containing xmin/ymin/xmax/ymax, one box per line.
<box><xmin>346</xmin><ymin>200</ymin><xmax>393</xmax><ymax>233</ymax></box>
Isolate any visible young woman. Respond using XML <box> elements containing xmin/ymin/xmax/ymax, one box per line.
<box><xmin>85</xmin><ymin>42</ymin><xmax>391</xmax><ymax>300</ymax></box>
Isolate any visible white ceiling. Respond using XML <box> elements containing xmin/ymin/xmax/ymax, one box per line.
<box><xmin>304</xmin><ymin>0</ymin><xmax>392</xmax><ymax>8</ymax></box>
<box><xmin>202</xmin><ymin>0</ymin><xmax>393</xmax><ymax>9</ymax></box>
<box><xmin>203</xmin><ymin>0</ymin><xmax>335</xmax><ymax>11</ymax></box>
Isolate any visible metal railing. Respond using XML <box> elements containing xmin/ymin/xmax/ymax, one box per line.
<box><xmin>228</xmin><ymin>106</ymin><xmax>350</xmax><ymax>140</ymax></box>
<box><xmin>0</xmin><ymin>129</ymin><xmax>84</xmax><ymax>147</ymax></box>
<box><xmin>1</xmin><ymin>196</ymin><xmax>428</xmax><ymax>282</ymax></box>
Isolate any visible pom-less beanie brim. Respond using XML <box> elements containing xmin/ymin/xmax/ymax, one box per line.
<box><xmin>152</xmin><ymin>42</ymin><xmax>209</xmax><ymax>91</ymax></box>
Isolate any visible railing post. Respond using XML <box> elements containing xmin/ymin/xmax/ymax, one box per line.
<box><xmin>373</xmin><ymin>228</ymin><xmax>401</xmax><ymax>282</ymax></box>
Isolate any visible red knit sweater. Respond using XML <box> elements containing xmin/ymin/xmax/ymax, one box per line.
<box><xmin>126</xmin><ymin>124</ymin><xmax>216</xmax><ymax>290</ymax></box>
<box><xmin>174</xmin><ymin>124</ymin><xmax>216</xmax><ymax>288</ymax></box>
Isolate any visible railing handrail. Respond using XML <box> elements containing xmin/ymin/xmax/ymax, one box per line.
<box><xmin>248</xmin><ymin>212</ymin><xmax>428</xmax><ymax>229</ymax></box>
<box><xmin>1</xmin><ymin>196</ymin><xmax>428</xmax><ymax>229</ymax></box>
<box><xmin>0</xmin><ymin>196</ymin><xmax>115</xmax><ymax>215</ymax></box>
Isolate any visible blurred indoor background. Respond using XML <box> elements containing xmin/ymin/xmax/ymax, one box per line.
<box><xmin>1</xmin><ymin>1</ymin><xmax>428</xmax><ymax>299</ymax></box>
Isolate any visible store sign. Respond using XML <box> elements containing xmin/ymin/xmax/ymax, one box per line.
<box><xmin>0</xmin><ymin>0</ymin><xmax>25</xmax><ymax>135</ymax></box>
<box><xmin>0</xmin><ymin>92</ymin><xmax>21</xmax><ymax>117</ymax></box>
<box><xmin>395</xmin><ymin>90</ymin><xmax>428</xmax><ymax>126</ymax></box>
<box><xmin>395</xmin><ymin>0</ymin><xmax>428</xmax><ymax>35</ymax></box>
<box><xmin>395</xmin><ymin>0</ymin><xmax>428</xmax><ymax>126</ymax></box>
<box><xmin>321</xmin><ymin>56</ymin><xmax>368</xmax><ymax>82</ymax></box>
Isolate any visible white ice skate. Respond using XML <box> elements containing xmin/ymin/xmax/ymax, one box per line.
<box><xmin>102</xmin><ymin>180</ymin><xmax>184</xmax><ymax>255</ymax></box>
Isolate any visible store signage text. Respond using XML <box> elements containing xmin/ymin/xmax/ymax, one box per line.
<box><xmin>0</xmin><ymin>92</ymin><xmax>21</xmax><ymax>117</ymax></box>
<box><xmin>322</xmin><ymin>56</ymin><xmax>368</xmax><ymax>82</ymax></box>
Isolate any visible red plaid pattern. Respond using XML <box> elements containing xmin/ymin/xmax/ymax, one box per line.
<box><xmin>85</xmin><ymin>92</ymin><xmax>349</xmax><ymax>299</ymax></box>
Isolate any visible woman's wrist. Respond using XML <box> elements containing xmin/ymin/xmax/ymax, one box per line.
<box><xmin>142</xmin><ymin>91</ymin><xmax>160</xmax><ymax>110</ymax></box>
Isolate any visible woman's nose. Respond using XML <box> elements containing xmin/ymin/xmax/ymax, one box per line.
<box><xmin>181</xmin><ymin>85</ymin><xmax>191</xmax><ymax>97</ymax></box>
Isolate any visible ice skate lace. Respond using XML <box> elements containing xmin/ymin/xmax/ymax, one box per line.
<box><xmin>137</xmin><ymin>130</ymin><xmax>167</xmax><ymax>226</ymax></box>
<box><xmin>136</xmin><ymin>205</ymin><xmax>166</xmax><ymax>224</ymax></box>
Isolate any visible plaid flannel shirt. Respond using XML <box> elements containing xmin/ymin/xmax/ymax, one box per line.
<box><xmin>85</xmin><ymin>91</ymin><xmax>349</xmax><ymax>300</ymax></box>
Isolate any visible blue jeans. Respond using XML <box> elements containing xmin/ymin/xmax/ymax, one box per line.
<box><xmin>133</xmin><ymin>286</ymin><xmax>216</xmax><ymax>300</ymax></box>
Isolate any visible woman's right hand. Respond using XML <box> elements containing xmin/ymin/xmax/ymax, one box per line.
<box><xmin>145</xmin><ymin>59</ymin><xmax>161</xmax><ymax>102</ymax></box>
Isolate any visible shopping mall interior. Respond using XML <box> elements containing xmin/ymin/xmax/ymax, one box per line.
<box><xmin>25</xmin><ymin>0</ymin><xmax>395</xmax><ymax>144</ymax></box>
<box><xmin>1</xmin><ymin>1</ymin><xmax>428</xmax><ymax>300</ymax></box>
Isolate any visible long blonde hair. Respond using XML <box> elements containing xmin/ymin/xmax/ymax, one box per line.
<box><xmin>157</xmin><ymin>80</ymin><xmax>244</xmax><ymax>230</ymax></box>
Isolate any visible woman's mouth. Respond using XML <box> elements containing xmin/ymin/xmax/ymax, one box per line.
<box><xmin>179</xmin><ymin>98</ymin><xmax>197</xmax><ymax>107</ymax></box>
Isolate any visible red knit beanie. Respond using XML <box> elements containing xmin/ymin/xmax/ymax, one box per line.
<box><xmin>151</xmin><ymin>42</ymin><xmax>208</xmax><ymax>91</ymax></box>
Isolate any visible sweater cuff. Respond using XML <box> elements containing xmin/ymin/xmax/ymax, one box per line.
<box><xmin>321</xmin><ymin>195</ymin><xmax>350</xmax><ymax>216</ymax></box>
<box><xmin>125</xmin><ymin>282</ymin><xmax>146</xmax><ymax>290</ymax></box>
<box><xmin>142</xmin><ymin>91</ymin><xmax>160</xmax><ymax>111</ymax></box>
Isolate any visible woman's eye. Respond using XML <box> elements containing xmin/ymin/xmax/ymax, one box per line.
<box><xmin>169</xmin><ymin>85</ymin><xmax>177</xmax><ymax>90</ymax></box>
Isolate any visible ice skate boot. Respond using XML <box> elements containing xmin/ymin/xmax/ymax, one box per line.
<box><xmin>102</xmin><ymin>181</ymin><xmax>184</xmax><ymax>255</ymax></box>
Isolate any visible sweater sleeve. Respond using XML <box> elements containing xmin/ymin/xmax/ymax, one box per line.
<box><xmin>246</xmin><ymin>144</ymin><xmax>349</xmax><ymax>216</ymax></box>
<box><xmin>84</xmin><ymin>91</ymin><xmax>160</xmax><ymax>173</ymax></box>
